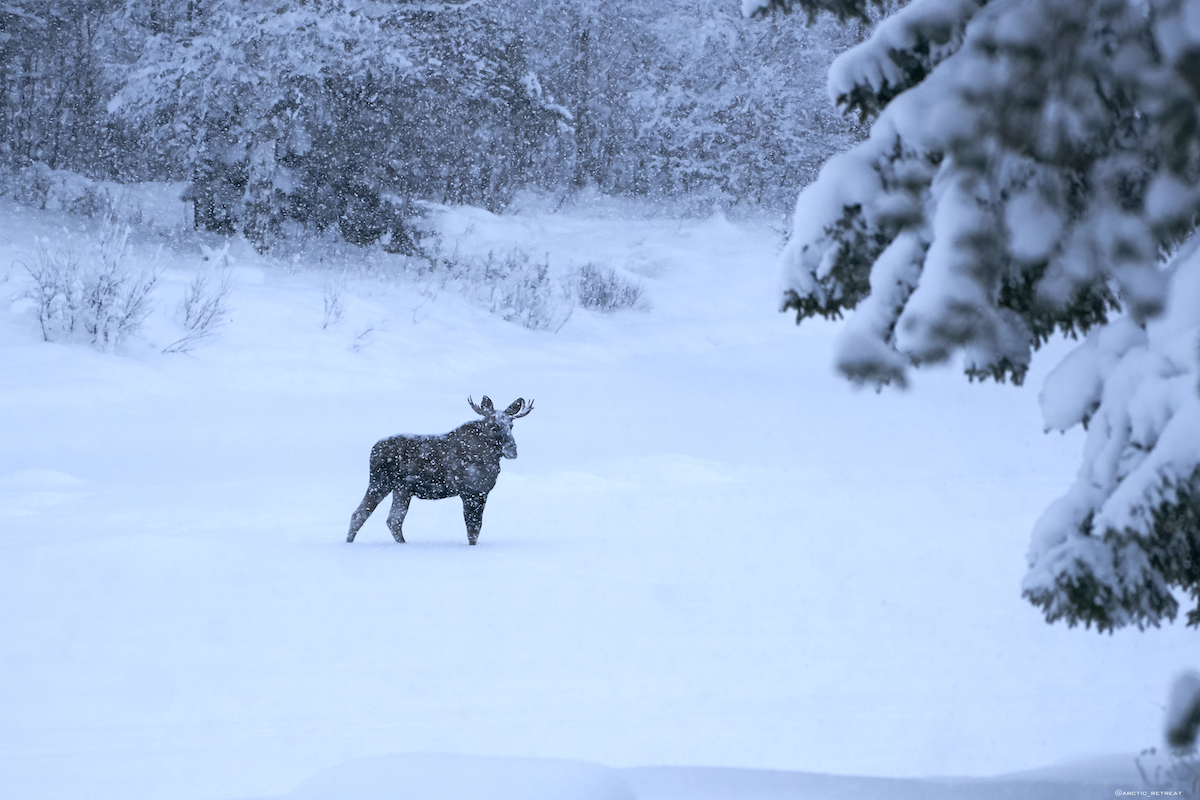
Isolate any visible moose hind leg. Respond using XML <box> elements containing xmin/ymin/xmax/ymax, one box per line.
<box><xmin>386</xmin><ymin>491</ymin><xmax>411</xmax><ymax>544</ymax></box>
<box><xmin>347</xmin><ymin>486</ymin><xmax>388</xmax><ymax>543</ymax></box>
<box><xmin>462</xmin><ymin>493</ymin><xmax>487</xmax><ymax>546</ymax></box>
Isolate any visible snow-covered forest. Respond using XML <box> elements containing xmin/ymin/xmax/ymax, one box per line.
<box><xmin>3</xmin><ymin>0</ymin><xmax>1200</xmax><ymax>797</ymax></box>
<box><xmin>0</xmin><ymin>0</ymin><xmax>861</xmax><ymax>245</ymax></box>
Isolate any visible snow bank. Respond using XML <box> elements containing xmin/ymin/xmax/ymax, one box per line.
<box><xmin>627</xmin><ymin>764</ymin><xmax>1131</xmax><ymax>800</ymax></box>
<box><xmin>281</xmin><ymin>757</ymin><xmax>1135</xmax><ymax>800</ymax></box>
<box><xmin>286</xmin><ymin>754</ymin><xmax>635</xmax><ymax>800</ymax></box>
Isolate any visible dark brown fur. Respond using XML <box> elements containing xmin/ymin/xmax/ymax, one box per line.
<box><xmin>346</xmin><ymin>397</ymin><xmax>532</xmax><ymax>545</ymax></box>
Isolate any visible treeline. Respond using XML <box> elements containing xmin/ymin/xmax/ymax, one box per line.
<box><xmin>0</xmin><ymin>0</ymin><xmax>860</xmax><ymax>249</ymax></box>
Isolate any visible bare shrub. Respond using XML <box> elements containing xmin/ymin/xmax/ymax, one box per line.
<box><xmin>572</xmin><ymin>263</ymin><xmax>645</xmax><ymax>311</ymax></box>
<box><xmin>1139</xmin><ymin>748</ymin><xmax>1200</xmax><ymax>797</ymax></box>
<box><xmin>401</xmin><ymin>238</ymin><xmax>644</xmax><ymax>331</ymax></box>
<box><xmin>23</xmin><ymin>245</ymin><xmax>84</xmax><ymax>342</ymax></box>
<box><xmin>352</xmin><ymin>326</ymin><xmax>376</xmax><ymax>352</ymax></box>
<box><xmin>418</xmin><ymin>246</ymin><xmax>569</xmax><ymax>331</ymax></box>
<box><xmin>162</xmin><ymin>272</ymin><xmax>232</xmax><ymax>354</ymax></box>
<box><xmin>21</xmin><ymin>220</ymin><xmax>157</xmax><ymax>349</ymax></box>
<box><xmin>323</xmin><ymin>277</ymin><xmax>345</xmax><ymax>329</ymax></box>
<box><xmin>84</xmin><ymin>264</ymin><xmax>157</xmax><ymax>349</ymax></box>
<box><xmin>88</xmin><ymin>219</ymin><xmax>157</xmax><ymax>347</ymax></box>
<box><xmin>479</xmin><ymin>250</ymin><xmax>561</xmax><ymax>330</ymax></box>
<box><xmin>85</xmin><ymin>220</ymin><xmax>156</xmax><ymax>349</ymax></box>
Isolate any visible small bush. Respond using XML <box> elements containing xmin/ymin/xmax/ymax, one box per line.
<box><xmin>480</xmin><ymin>251</ymin><xmax>561</xmax><ymax>330</ymax></box>
<box><xmin>322</xmin><ymin>277</ymin><xmax>345</xmax><ymax>329</ymax></box>
<box><xmin>21</xmin><ymin>219</ymin><xmax>157</xmax><ymax>350</ymax></box>
<box><xmin>572</xmin><ymin>263</ymin><xmax>645</xmax><ymax>311</ymax></box>
<box><xmin>1139</xmin><ymin>748</ymin><xmax>1200</xmax><ymax>797</ymax></box>
<box><xmin>23</xmin><ymin>246</ymin><xmax>84</xmax><ymax>341</ymax></box>
<box><xmin>418</xmin><ymin>247</ymin><xmax>569</xmax><ymax>331</ymax></box>
<box><xmin>402</xmin><ymin>239</ymin><xmax>646</xmax><ymax>331</ymax></box>
<box><xmin>162</xmin><ymin>272</ymin><xmax>232</xmax><ymax>354</ymax></box>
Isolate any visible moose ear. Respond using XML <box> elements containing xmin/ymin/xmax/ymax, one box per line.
<box><xmin>504</xmin><ymin>399</ymin><xmax>525</xmax><ymax>416</ymax></box>
<box><xmin>480</xmin><ymin>396</ymin><xmax>494</xmax><ymax>412</ymax></box>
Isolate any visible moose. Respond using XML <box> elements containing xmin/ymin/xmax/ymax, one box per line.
<box><xmin>346</xmin><ymin>396</ymin><xmax>534</xmax><ymax>545</ymax></box>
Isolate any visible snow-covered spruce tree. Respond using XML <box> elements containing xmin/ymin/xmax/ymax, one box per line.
<box><xmin>750</xmin><ymin>0</ymin><xmax>1200</xmax><ymax>630</ymax></box>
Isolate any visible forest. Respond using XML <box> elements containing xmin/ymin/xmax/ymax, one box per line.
<box><xmin>0</xmin><ymin>0</ymin><xmax>861</xmax><ymax>250</ymax></box>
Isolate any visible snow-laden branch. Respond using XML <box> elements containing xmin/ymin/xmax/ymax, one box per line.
<box><xmin>783</xmin><ymin>0</ymin><xmax>1177</xmax><ymax>386</ymax></box>
<box><xmin>1024</xmin><ymin>244</ymin><xmax>1200</xmax><ymax>630</ymax></box>
<box><xmin>828</xmin><ymin>0</ymin><xmax>987</xmax><ymax>120</ymax></box>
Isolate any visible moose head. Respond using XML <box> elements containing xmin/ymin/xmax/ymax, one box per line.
<box><xmin>468</xmin><ymin>396</ymin><xmax>534</xmax><ymax>460</ymax></box>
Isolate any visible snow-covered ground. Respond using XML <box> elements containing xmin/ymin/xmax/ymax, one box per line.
<box><xmin>0</xmin><ymin>192</ymin><xmax>1189</xmax><ymax>799</ymax></box>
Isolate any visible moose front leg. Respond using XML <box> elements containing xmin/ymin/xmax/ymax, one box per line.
<box><xmin>386</xmin><ymin>490</ymin><xmax>412</xmax><ymax>543</ymax></box>
<box><xmin>347</xmin><ymin>486</ymin><xmax>388</xmax><ymax>543</ymax></box>
<box><xmin>461</xmin><ymin>492</ymin><xmax>488</xmax><ymax>546</ymax></box>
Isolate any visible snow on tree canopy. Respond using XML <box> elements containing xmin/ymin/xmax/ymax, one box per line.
<box><xmin>109</xmin><ymin>0</ymin><xmax>564</xmax><ymax>250</ymax></box>
<box><xmin>760</xmin><ymin>0</ymin><xmax>1200</xmax><ymax>630</ymax></box>
<box><xmin>1026</xmin><ymin>245</ymin><xmax>1200</xmax><ymax>630</ymax></box>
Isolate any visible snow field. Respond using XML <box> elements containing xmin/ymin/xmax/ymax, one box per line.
<box><xmin>0</xmin><ymin>196</ymin><xmax>1190</xmax><ymax>799</ymax></box>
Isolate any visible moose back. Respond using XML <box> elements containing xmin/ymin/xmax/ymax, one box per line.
<box><xmin>346</xmin><ymin>396</ymin><xmax>533</xmax><ymax>545</ymax></box>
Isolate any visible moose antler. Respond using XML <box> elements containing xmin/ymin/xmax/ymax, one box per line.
<box><xmin>468</xmin><ymin>396</ymin><xmax>495</xmax><ymax>416</ymax></box>
<box><xmin>507</xmin><ymin>398</ymin><xmax>534</xmax><ymax>419</ymax></box>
